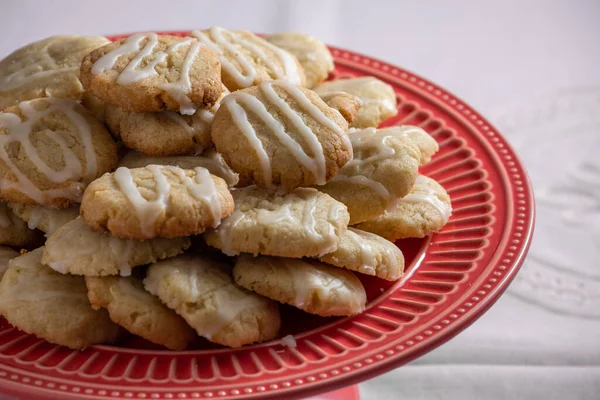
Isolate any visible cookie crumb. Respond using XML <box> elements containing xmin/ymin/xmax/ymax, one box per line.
<box><xmin>281</xmin><ymin>335</ymin><xmax>297</xmax><ymax>348</ymax></box>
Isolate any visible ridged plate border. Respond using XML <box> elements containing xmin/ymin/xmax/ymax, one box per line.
<box><xmin>0</xmin><ymin>31</ymin><xmax>535</xmax><ymax>400</ymax></box>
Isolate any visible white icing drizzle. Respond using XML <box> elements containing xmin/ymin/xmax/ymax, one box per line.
<box><xmin>91</xmin><ymin>33</ymin><xmax>202</xmax><ymax>114</ymax></box>
<box><xmin>315</xmin><ymin>77</ymin><xmax>396</xmax><ymax>115</ymax></box>
<box><xmin>0</xmin><ymin>66</ymin><xmax>79</xmax><ymax>91</ymax></box>
<box><xmin>25</xmin><ymin>206</ymin><xmax>44</xmax><ymax>231</ymax></box>
<box><xmin>346</xmin><ymin>228</ymin><xmax>402</xmax><ymax>277</ymax></box>
<box><xmin>224</xmin><ymin>95</ymin><xmax>273</xmax><ymax>187</ymax></box>
<box><xmin>107</xmin><ymin>236</ymin><xmax>136</xmax><ymax>276</ymax></box>
<box><xmin>328</xmin><ymin>127</ymin><xmax>415</xmax><ymax>206</ymax></box>
<box><xmin>0</xmin><ymin>98</ymin><xmax>97</xmax><ymax>204</ymax></box>
<box><xmin>345</xmin><ymin>228</ymin><xmax>377</xmax><ymax>276</ymax></box>
<box><xmin>191</xmin><ymin>27</ymin><xmax>301</xmax><ymax>89</ymax></box>
<box><xmin>256</xmin><ymin>203</ymin><xmax>295</xmax><ymax>224</ymax></box>
<box><xmin>223</xmin><ymin>80</ymin><xmax>346</xmax><ymax>186</ymax></box>
<box><xmin>114</xmin><ymin>165</ymin><xmax>222</xmax><ymax>237</ymax></box>
<box><xmin>402</xmin><ymin>175</ymin><xmax>452</xmax><ymax>223</ymax></box>
<box><xmin>216</xmin><ymin>210</ymin><xmax>245</xmax><ymax>256</ymax></box>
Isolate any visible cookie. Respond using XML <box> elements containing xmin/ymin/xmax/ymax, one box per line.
<box><xmin>81</xmin><ymin>165</ymin><xmax>234</xmax><ymax>239</ymax></box>
<box><xmin>43</xmin><ymin>218</ymin><xmax>191</xmax><ymax>276</ymax></box>
<box><xmin>233</xmin><ymin>255</ymin><xmax>366</xmax><ymax>316</ymax></box>
<box><xmin>314</xmin><ymin>77</ymin><xmax>398</xmax><ymax>128</ymax></box>
<box><xmin>320</xmin><ymin>92</ymin><xmax>362</xmax><ymax>124</ymax></box>
<box><xmin>266</xmin><ymin>32</ymin><xmax>334</xmax><ymax>88</ymax></box>
<box><xmin>81</xmin><ymin>91</ymin><xmax>107</xmax><ymax>123</ymax></box>
<box><xmin>0</xmin><ymin>248</ymin><xmax>120</xmax><ymax>349</ymax></box>
<box><xmin>380</xmin><ymin>126</ymin><xmax>439</xmax><ymax>165</ymax></box>
<box><xmin>81</xmin><ymin>33</ymin><xmax>223</xmax><ymax>114</ymax></box>
<box><xmin>318</xmin><ymin>126</ymin><xmax>435</xmax><ymax>224</ymax></box>
<box><xmin>191</xmin><ymin>27</ymin><xmax>305</xmax><ymax>91</ymax></box>
<box><xmin>0</xmin><ymin>246</ymin><xmax>19</xmax><ymax>280</ymax></box>
<box><xmin>356</xmin><ymin>175</ymin><xmax>452</xmax><ymax>240</ymax></box>
<box><xmin>8</xmin><ymin>203</ymin><xmax>79</xmax><ymax>235</ymax></box>
<box><xmin>0</xmin><ymin>98</ymin><xmax>118</xmax><ymax>207</ymax></box>
<box><xmin>86</xmin><ymin>276</ymin><xmax>195</xmax><ymax>350</ymax></box>
<box><xmin>319</xmin><ymin>227</ymin><xmax>404</xmax><ymax>281</ymax></box>
<box><xmin>144</xmin><ymin>254</ymin><xmax>281</xmax><ymax>347</ymax></box>
<box><xmin>0</xmin><ymin>35</ymin><xmax>110</xmax><ymax>111</ymax></box>
<box><xmin>118</xmin><ymin>149</ymin><xmax>239</xmax><ymax>187</ymax></box>
<box><xmin>212</xmin><ymin>80</ymin><xmax>352</xmax><ymax>189</ymax></box>
<box><xmin>0</xmin><ymin>203</ymin><xmax>42</xmax><ymax>246</ymax></box>
<box><xmin>204</xmin><ymin>186</ymin><xmax>349</xmax><ymax>258</ymax></box>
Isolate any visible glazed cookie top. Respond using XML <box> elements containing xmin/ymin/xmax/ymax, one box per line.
<box><xmin>43</xmin><ymin>218</ymin><xmax>191</xmax><ymax>276</ymax></box>
<box><xmin>0</xmin><ymin>98</ymin><xmax>118</xmax><ymax>207</ymax></box>
<box><xmin>191</xmin><ymin>27</ymin><xmax>305</xmax><ymax>91</ymax></box>
<box><xmin>234</xmin><ymin>255</ymin><xmax>367</xmax><ymax>317</ymax></box>
<box><xmin>315</xmin><ymin>77</ymin><xmax>398</xmax><ymax>128</ymax></box>
<box><xmin>0</xmin><ymin>35</ymin><xmax>110</xmax><ymax>110</ymax></box>
<box><xmin>319</xmin><ymin>227</ymin><xmax>404</xmax><ymax>281</ymax></box>
<box><xmin>318</xmin><ymin>126</ymin><xmax>426</xmax><ymax>224</ymax></box>
<box><xmin>144</xmin><ymin>253</ymin><xmax>280</xmax><ymax>347</ymax></box>
<box><xmin>204</xmin><ymin>186</ymin><xmax>349</xmax><ymax>258</ymax></box>
<box><xmin>81</xmin><ymin>33</ymin><xmax>222</xmax><ymax>114</ymax></box>
<box><xmin>356</xmin><ymin>175</ymin><xmax>452</xmax><ymax>240</ymax></box>
<box><xmin>81</xmin><ymin>165</ymin><xmax>234</xmax><ymax>239</ymax></box>
<box><xmin>118</xmin><ymin>149</ymin><xmax>239</xmax><ymax>187</ymax></box>
<box><xmin>212</xmin><ymin>80</ymin><xmax>352</xmax><ymax>189</ymax></box>
<box><xmin>266</xmin><ymin>32</ymin><xmax>334</xmax><ymax>88</ymax></box>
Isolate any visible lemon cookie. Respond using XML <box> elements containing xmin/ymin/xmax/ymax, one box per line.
<box><xmin>204</xmin><ymin>186</ymin><xmax>349</xmax><ymax>258</ymax></box>
<box><xmin>0</xmin><ymin>246</ymin><xmax>19</xmax><ymax>280</ymax></box>
<box><xmin>212</xmin><ymin>80</ymin><xmax>352</xmax><ymax>189</ymax></box>
<box><xmin>266</xmin><ymin>32</ymin><xmax>334</xmax><ymax>88</ymax></box>
<box><xmin>0</xmin><ymin>248</ymin><xmax>120</xmax><ymax>349</ymax></box>
<box><xmin>319</xmin><ymin>228</ymin><xmax>404</xmax><ymax>281</ymax></box>
<box><xmin>0</xmin><ymin>98</ymin><xmax>118</xmax><ymax>207</ymax></box>
<box><xmin>118</xmin><ymin>149</ymin><xmax>239</xmax><ymax>187</ymax></box>
<box><xmin>191</xmin><ymin>27</ymin><xmax>305</xmax><ymax>91</ymax></box>
<box><xmin>81</xmin><ymin>165</ymin><xmax>233</xmax><ymax>239</ymax></box>
<box><xmin>318</xmin><ymin>126</ymin><xmax>434</xmax><ymax>224</ymax></box>
<box><xmin>81</xmin><ymin>33</ymin><xmax>222</xmax><ymax>114</ymax></box>
<box><xmin>144</xmin><ymin>254</ymin><xmax>280</xmax><ymax>348</ymax></box>
<box><xmin>320</xmin><ymin>92</ymin><xmax>362</xmax><ymax>124</ymax></box>
<box><xmin>86</xmin><ymin>276</ymin><xmax>195</xmax><ymax>350</ymax></box>
<box><xmin>81</xmin><ymin>91</ymin><xmax>107</xmax><ymax>123</ymax></box>
<box><xmin>315</xmin><ymin>77</ymin><xmax>398</xmax><ymax>128</ymax></box>
<box><xmin>8</xmin><ymin>203</ymin><xmax>79</xmax><ymax>235</ymax></box>
<box><xmin>0</xmin><ymin>35</ymin><xmax>110</xmax><ymax>110</ymax></box>
<box><xmin>0</xmin><ymin>203</ymin><xmax>42</xmax><ymax>246</ymax></box>
<box><xmin>43</xmin><ymin>218</ymin><xmax>190</xmax><ymax>276</ymax></box>
<box><xmin>356</xmin><ymin>175</ymin><xmax>452</xmax><ymax>240</ymax></box>
<box><xmin>234</xmin><ymin>255</ymin><xmax>366</xmax><ymax>316</ymax></box>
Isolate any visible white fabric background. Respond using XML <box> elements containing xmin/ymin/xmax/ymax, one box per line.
<box><xmin>1</xmin><ymin>1</ymin><xmax>599</xmax><ymax>399</ymax></box>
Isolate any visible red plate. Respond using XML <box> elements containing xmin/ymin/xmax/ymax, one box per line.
<box><xmin>0</xmin><ymin>32</ymin><xmax>534</xmax><ymax>399</ymax></box>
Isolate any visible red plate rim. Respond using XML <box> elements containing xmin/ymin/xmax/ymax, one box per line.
<box><xmin>0</xmin><ymin>31</ymin><xmax>535</xmax><ymax>400</ymax></box>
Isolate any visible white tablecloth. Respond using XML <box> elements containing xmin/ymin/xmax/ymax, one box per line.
<box><xmin>1</xmin><ymin>1</ymin><xmax>599</xmax><ymax>399</ymax></box>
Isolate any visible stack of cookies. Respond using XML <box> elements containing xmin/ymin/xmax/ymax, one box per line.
<box><xmin>0</xmin><ymin>27</ymin><xmax>452</xmax><ymax>350</ymax></box>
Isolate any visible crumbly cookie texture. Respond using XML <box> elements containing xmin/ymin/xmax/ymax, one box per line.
<box><xmin>105</xmin><ymin>87</ymin><xmax>227</xmax><ymax>157</ymax></box>
<box><xmin>86</xmin><ymin>276</ymin><xmax>195</xmax><ymax>350</ymax></box>
<box><xmin>0</xmin><ymin>203</ymin><xmax>43</xmax><ymax>247</ymax></box>
<box><xmin>117</xmin><ymin>149</ymin><xmax>239</xmax><ymax>187</ymax></box>
<box><xmin>204</xmin><ymin>186</ymin><xmax>349</xmax><ymax>258</ymax></box>
<box><xmin>317</xmin><ymin>126</ymin><xmax>432</xmax><ymax>224</ymax></box>
<box><xmin>8</xmin><ymin>203</ymin><xmax>79</xmax><ymax>235</ymax></box>
<box><xmin>81</xmin><ymin>33</ymin><xmax>223</xmax><ymax>114</ymax></box>
<box><xmin>42</xmin><ymin>218</ymin><xmax>191</xmax><ymax>276</ymax></box>
<box><xmin>319</xmin><ymin>227</ymin><xmax>404</xmax><ymax>281</ymax></box>
<box><xmin>315</xmin><ymin>77</ymin><xmax>398</xmax><ymax>128</ymax></box>
<box><xmin>212</xmin><ymin>80</ymin><xmax>352</xmax><ymax>190</ymax></box>
<box><xmin>80</xmin><ymin>165</ymin><xmax>234</xmax><ymax>239</ymax></box>
<box><xmin>0</xmin><ymin>35</ymin><xmax>110</xmax><ymax>110</ymax></box>
<box><xmin>320</xmin><ymin>92</ymin><xmax>362</xmax><ymax>124</ymax></box>
<box><xmin>0</xmin><ymin>248</ymin><xmax>120</xmax><ymax>349</ymax></box>
<box><xmin>0</xmin><ymin>98</ymin><xmax>118</xmax><ymax>207</ymax></box>
<box><xmin>233</xmin><ymin>255</ymin><xmax>367</xmax><ymax>316</ymax></box>
<box><xmin>266</xmin><ymin>32</ymin><xmax>334</xmax><ymax>88</ymax></box>
<box><xmin>191</xmin><ymin>27</ymin><xmax>306</xmax><ymax>91</ymax></box>
<box><xmin>0</xmin><ymin>245</ymin><xmax>19</xmax><ymax>281</ymax></box>
<box><xmin>144</xmin><ymin>253</ymin><xmax>280</xmax><ymax>348</ymax></box>
<box><xmin>355</xmin><ymin>175</ymin><xmax>452</xmax><ymax>240</ymax></box>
